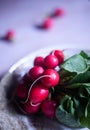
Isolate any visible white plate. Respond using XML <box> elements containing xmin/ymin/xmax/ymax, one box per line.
<box><xmin>0</xmin><ymin>46</ymin><xmax>89</xmax><ymax>130</ymax></box>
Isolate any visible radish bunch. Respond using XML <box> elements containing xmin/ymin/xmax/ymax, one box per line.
<box><xmin>15</xmin><ymin>49</ymin><xmax>64</xmax><ymax>118</ymax></box>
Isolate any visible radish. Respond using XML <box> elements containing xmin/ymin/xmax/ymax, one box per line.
<box><xmin>5</xmin><ymin>30</ymin><xmax>15</xmax><ymax>41</ymax></box>
<box><xmin>28</xmin><ymin>66</ymin><xmax>44</xmax><ymax>81</ymax></box>
<box><xmin>44</xmin><ymin>54</ymin><xmax>59</xmax><ymax>69</ymax></box>
<box><xmin>23</xmin><ymin>73</ymin><xmax>32</xmax><ymax>86</ymax></box>
<box><xmin>51</xmin><ymin>50</ymin><xmax>64</xmax><ymax>65</ymax></box>
<box><xmin>24</xmin><ymin>100</ymin><xmax>40</xmax><ymax>114</ymax></box>
<box><xmin>53</xmin><ymin>8</ymin><xmax>65</xmax><ymax>17</ymax></box>
<box><xmin>15</xmin><ymin>83</ymin><xmax>28</xmax><ymax>99</ymax></box>
<box><xmin>41</xmin><ymin>99</ymin><xmax>57</xmax><ymax>118</ymax></box>
<box><xmin>14</xmin><ymin>49</ymin><xmax>62</xmax><ymax>117</ymax></box>
<box><xmin>41</xmin><ymin>69</ymin><xmax>60</xmax><ymax>88</ymax></box>
<box><xmin>42</xmin><ymin>17</ymin><xmax>53</xmax><ymax>29</ymax></box>
<box><xmin>29</xmin><ymin>83</ymin><xmax>49</xmax><ymax>104</ymax></box>
<box><xmin>34</xmin><ymin>56</ymin><xmax>44</xmax><ymax>67</ymax></box>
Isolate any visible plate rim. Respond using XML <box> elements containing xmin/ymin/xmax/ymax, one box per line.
<box><xmin>8</xmin><ymin>45</ymin><xmax>90</xmax><ymax>73</ymax></box>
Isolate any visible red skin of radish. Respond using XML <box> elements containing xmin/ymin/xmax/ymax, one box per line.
<box><xmin>42</xmin><ymin>18</ymin><xmax>53</xmax><ymax>29</ymax></box>
<box><xmin>29</xmin><ymin>83</ymin><xmax>49</xmax><ymax>104</ymax></box>
<box><xmin>23</xmin><ymin>73</ymin><xmax>33</xmax><ymax>86</ymax></box>
<box><xmin>41</xmin><ymin>100</ymin><xmax>57</xmax><ymax>118</ymax></box>
<box><xmin>44</xmin><ymin>54</ymin><xmax>59</xmax><ymax>69</ymax></box>
<box><xmin>15</xmin><ymin>83</ymin><xmax>28</xmax><ymax>99</ymax></box>
<box><xmin>51</xmin><ymin>50</ymin><xmax>64</xmax><ymax>64</ymax></box>
<box><xmin>34</xmin><ymin>56</ymin><xmax>44</xmax><ymax>67</ymax></box>
<box><xmin>24</xmin><ymin>100</ymin><xmax>40</xmax><ymax>114</ymax></box>
<box><xmin>53</xmin><ymin>8</ymin><xmax>65</xmax><ymax>17</ymax></box>
<box><xmin>28</xmin><ymin>66</ymin><xmax>44</xmax><ymax>81</ymax></box>
<box><xmin>41</xmin><ymin>69</ymin><xmax>60</xmax><ymax>88</ymax></box>
<box><xmin>5</xmin><ymin>30</ymin><xmax>15</xmax><ymax>40</ymax></box>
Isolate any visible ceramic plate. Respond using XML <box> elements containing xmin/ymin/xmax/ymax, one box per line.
<box><xmin>0</xmin><ymin>46</ymin><xmax>89</xmax><ymax>130</ymax></box>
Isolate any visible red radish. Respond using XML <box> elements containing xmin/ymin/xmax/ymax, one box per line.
<box><xmin>41</xmin><ymin>100</ymin><xmax>57</xmax><ymax>118</ymax></box>
<box><xmin>34</xmin><ymin>56</ymin><xmax>44</xmax><ymax>67</ymax></box>
<box><xmin>53</xmin><ymin>8</ymin><xmax>65</xmax><ymax>17</ymax></box>
<box><xmin>44</xmin><ymin>54</ymin><xmax>59</xmax><ymax>68</ymax></box>
<box><xmin>51</xmin><ymin>50</ymin><xmax>64</xmax><ymax>64</ymax></box>
<box><xmin>29</xmin><ymin>83</ymin><xmax>49</xmax><ymax>104</ymax></box>
<box><xmin>42</xmin><ymin>17</ymin><xmax>53</xmax><ymax>29</ymax></box>
<box><xmin>23</xmin><ymin>73</ymin><xmax>32</xmax><ymax>85</ymax></box>
<box><xmin>41</xmin><ymin>69</ymin><xmax>60</xmax><ymax>88</ymax></box>
<box><xmin>5</xmin><ymin>30</ymin><xmax>15</xmax><ymax>41</ymax></box>
<box><xmin>28</xmin><ymin>66</ymin><xmax>44</xmax><ymax>81</ymax></box>
<box><xmin>24</xmin><ymin>100</ymin><xmax>40</xmax><ymax>114</ymax></box>
<box><xmin>15</xmin><ymin>83</ymin><xmax>28</xmax><ymax>99</ymax></box>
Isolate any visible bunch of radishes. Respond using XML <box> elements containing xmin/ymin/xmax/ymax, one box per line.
<box><xmin>15</xmin><ymin>50</ymin><xmax>64</xmax><ymax>118</ymax></box>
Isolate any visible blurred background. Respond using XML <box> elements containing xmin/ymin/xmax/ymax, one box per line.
<box><xmin>0</xmin><ymin>0</ymin><xmax>90</xmax><ymax>78</ymax></box>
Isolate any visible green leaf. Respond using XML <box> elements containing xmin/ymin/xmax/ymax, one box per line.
<box><xmin>59</xmin><ymin>69</ymin><xmax>75</xmax><ymax>84</ymax></box>
<box><xmin>61</xmin><ymin>54</ymin><xmax>88</xmax><ymax>74</ymax></box>
<box><xmin>80</xmin><ymin>51</ymin><xmax>90</xmax><ymax>59</ymax></box>
<box><xmin>80</xmin><ymin>111</ymin><xmax>90</xmax><ymax>128</ymax></box>
<box><xmin>80</xmin><ymin>102</ymin><xmax>90</xmax><ymax>128</ymax></box>
<box><xmin>55</xmin><ymin>95</ymin><xmax>81</xmax><ymax>128</ymax></box>
<box><xmin>67</xmin><ymin>99</ymin><xmax>75</xmax><ymax>115</ymax></box>
<box><xmin>69</xmin><ymin>71</ymin><xmax>90</xmax><ymax>84</ymax></box>
<box><xmin>66</xmin><ymin>83</ymin><xmax>90</xmax><ymax>89</ymax></box>
<box><xmin>59</xmin><ymin>95</ymin><xmax>75</xmax><ymax>114</ymax></box>
<box><xmin>56</xmin><ymin>105</ymin><xmax>81</xmax><ymax>128</ymax></box>
<box><xmin>87</xmin><ymin>60</ymin><xmax>90</xmax><ymax>66</ymax></box>
<box><xmin>80</xmin><ymin>51</ymin><xmax>90</xmax><ymax>69</ymax></box>
<box><xmin>57</xmin><ymin>50</ymin><xmax>90</xmax><ymax>129</ymax></box>
<box><xmin>85</xmin><ymin>102</ymin><xmax>89</xmax><ymax>117</ymax></box>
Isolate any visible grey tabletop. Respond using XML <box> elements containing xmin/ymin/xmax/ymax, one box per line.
<box><xmin>0</xmin><ymin>0</ymin><xmax>90</xmax><ymax>77</ymax></box>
